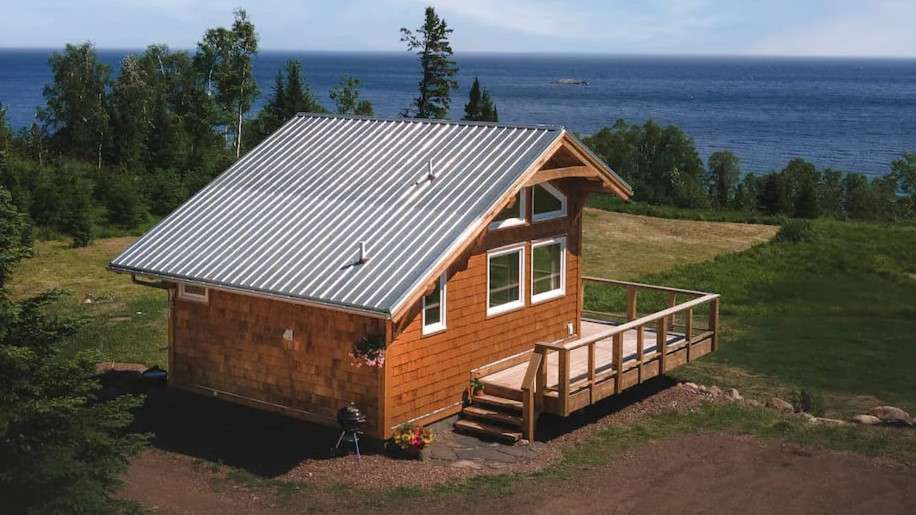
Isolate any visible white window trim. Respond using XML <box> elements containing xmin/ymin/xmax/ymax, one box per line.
<box><xmin>532</xmin><ymin>183</ymin><xmax>567</xmax><ymax>223</ymax></box>
<box><xmin>178</xmin><ymin>282</ymin><xmax>209</xmax><ymax>303</ymax></box>
<box><xmin>486</xmin><ymin>242</ymin><xmax>526</xmax><ymax>317</ymax></box>
<box><xmin>421</xmin><ymin>273</ymin><xmax>447</xmax><ymax>336</ymax></box>
<box><xmin>530</xmin><ymin>235</ymin><xmax>567</xmax><ymax>304</ymax></box>
<box><xmin>489</xmin><ymin>190</ymin><xmax>527</xmax><ymax>230</ymax></box>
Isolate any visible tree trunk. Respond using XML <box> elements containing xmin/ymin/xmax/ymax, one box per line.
<box><xmin>235</xmin><ymin>105</ymin><xmax>242</xmax><ymax>159</ymax></box>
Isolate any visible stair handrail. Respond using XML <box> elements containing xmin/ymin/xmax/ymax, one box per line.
<box><xmin>520</xmin><ymin>349</ymin><xmax>545</xmax><ymax>441</ymax></box>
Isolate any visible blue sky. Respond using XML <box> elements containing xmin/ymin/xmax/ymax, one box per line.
<box><xmin>3</xmin><ymin>0</ymin><xmax>915</xmax><ymax>56</ymax></box>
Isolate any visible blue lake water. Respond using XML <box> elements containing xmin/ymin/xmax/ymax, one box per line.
<box><xmin>1</xmin><ymin>49</ymin><xmax>915</xmax><ymax>177</ymax></box>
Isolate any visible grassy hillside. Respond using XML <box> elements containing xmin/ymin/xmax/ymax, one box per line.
<box><xmin>643</xmin><ymin>219</ymin><xmax>916</xmax><ymax>415</ymax></box>
<box><xmin>10</xmin><ymin>237</ymin><xmax>168</xmax><ymax>366</ymax></box>
<box><xmin>10</xmin><ymin>211</ymin><xmax>915</xmax><ymax>419</ymax></box>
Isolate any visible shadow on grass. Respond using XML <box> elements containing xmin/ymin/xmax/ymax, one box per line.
<box><xmin>535</xmin><ymin>375</ymin><xmax>679</xmax><ymax>442</ymax></box>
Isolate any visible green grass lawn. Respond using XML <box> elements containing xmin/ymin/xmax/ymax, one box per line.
<box><xmin>11</xmin><ymin>213</ymin><xmax>916</xmax><ymax>511</ymax></box>
<box><xmin>10</xmin><ymin>237</ymin><xmax>169</xmax><ymax>367</ymax></box>
<box><xmin>635</xmin><ymin>219</ymin><xmax>916</xmax><ymax>416</ymax></box>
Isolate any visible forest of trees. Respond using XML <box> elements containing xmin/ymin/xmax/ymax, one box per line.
<box><xmin>583</xmin><ymin>120</ymin><xmax>916</xmax><ymax>221</ymax></box>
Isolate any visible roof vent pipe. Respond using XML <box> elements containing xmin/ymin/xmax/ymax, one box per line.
<box><xmin>358</xmin><ymin>241</ymin><xmax>369</xmax><ymax>264</ymax></box>
<box><xmin>427</xmin><ymin>159</ymin><xmax>436</xmax><ymax>181</ymax></box>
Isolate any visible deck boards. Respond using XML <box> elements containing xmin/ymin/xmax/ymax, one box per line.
<box><xmin>481</xmin><ymin>320</ymin><xmax>685</xmax><ymax>392</ymax></box>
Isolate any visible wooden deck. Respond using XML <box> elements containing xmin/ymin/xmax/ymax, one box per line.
<box><xmin>470</xmin><ymin>277</ymin><xmax>720</xmax><ymax>441</ymax></box>
<box><xmin>482</xmin><ymin>320</ymin><xmax>687</xmax><ymax>393</ymax></box>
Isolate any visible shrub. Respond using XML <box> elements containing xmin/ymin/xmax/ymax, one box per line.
<box><xmin>98</xmin><ymin>172</ymin><xmax>147</xmax><ymax>228</ymax></box>
<box><xmin>775</xmin><ymin>219</ymin><xmax>815</xmax><ymax>243</ymax></box>
<box><xmin>790</xmin><ymin>389</ymin><xmax>824</xmax><ymax>416</ymax></box>
<box><xmin>141</xmin><ymin>168</ymin><xmax>188</xmax><ymax>216</ymax></box>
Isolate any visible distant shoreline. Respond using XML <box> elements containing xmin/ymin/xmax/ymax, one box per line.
<box><xmin>2</xmin><ymin>49</ymin><xmax>914</xmax><ymax>176</ymax></box>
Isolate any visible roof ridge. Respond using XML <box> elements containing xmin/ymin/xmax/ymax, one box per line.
<box><xmin>295</xmin><ymin>112</ymin><xmax>566</xmax><ymax>131</ymax></box>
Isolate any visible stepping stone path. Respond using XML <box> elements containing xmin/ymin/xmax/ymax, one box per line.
<box><xmin>423</xmin><ymin>430</ymin><xmax>541</xmax><ymax>470</ymax></box>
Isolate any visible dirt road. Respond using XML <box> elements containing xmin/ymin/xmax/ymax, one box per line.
<box><xmin>123</xmin><ymin>433</ymin><xmax>915</xmax><ymax>515</ymax></box>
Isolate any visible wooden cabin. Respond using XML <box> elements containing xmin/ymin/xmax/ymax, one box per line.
<box><xmin>110</xmin><ymin>114</ymin><xmax>719</xmax><ymax>442</ymax></box>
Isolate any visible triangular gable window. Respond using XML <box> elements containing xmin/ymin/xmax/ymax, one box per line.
<box><xmin>490</xmin><ymin>191</ymin><xmax>526</xmax><ymax>230</ymax></box>
<box><xmin>532</xmin><ymin>183</ymin><xmax>567</xmax><ymax>222</ymax></box>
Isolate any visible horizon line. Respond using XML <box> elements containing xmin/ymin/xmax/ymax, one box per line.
<box><xmin>1</xmin><ymin>46</ymin><xmax>916</xmax><ymax>60</ymax></box>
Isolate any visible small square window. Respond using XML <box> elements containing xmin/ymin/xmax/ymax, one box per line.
<box><xmin>422</xmin><ymin>273</ymin><xmax>447</xmax><ymax>335</ymax></box>
<box><xmin>532</xmin><ymin>183</ymin><xmax>567</xmax><ymax>222</ymax></box>
<box><xmin>490</xmin><ymin>191</ymin><xmax>526</xmax><ymax>230</ymax></box>
<box><xmin>178</xmin><ymin>283</ymin><xmax>209</xmax><ymax>303</ymax></box>
<box><xmin>487</xmin><ymin>243</ymin><xmax>525</xmax><ymax>316</ymax></box>
<box><xmin>531</xmin><ymin>236</ymin><xmax>566</xmax><ymax>304</ymax></box>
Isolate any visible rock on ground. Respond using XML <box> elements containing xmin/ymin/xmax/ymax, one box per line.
<box><xmin>851</xmin><ymin>414</ymin><xmax>881</xmax><ymax>426</ymax></box>
<box><xmin>868</xmin><ymin>406</ymin><xmax>912</xmax><ymax>426</ymax></box>
<box><xmin>767</xmin><ymin>397</ymin><xmax>794</xmax><ymax>413</ymax></box>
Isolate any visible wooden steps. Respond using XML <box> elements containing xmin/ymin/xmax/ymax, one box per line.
<box><xmin>454</xmin><ymin>392</ymin><xmax>525</xmax><ymax>443</ymax></box>
<box><xmin>472</xmin><ymin>394</ymin><xmax>523</xmax><ymax>413</ymax></box>
<box><xmin>453</xmin><ymin>419</ymin><xmax>523</xmax><ymax>443</ymax></box>
<box><xmin>463</xmin><ymin>405</ymin><xmax>523</xmax><ymax>427</ymax></box>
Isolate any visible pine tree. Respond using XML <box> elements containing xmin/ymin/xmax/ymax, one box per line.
<box><xmin>400</xmin><ymin>7</ymin><xmax>458</xmax><ymax>119</ymax></box>
<box><xmin>330</xmin><ymin>76</ymin><xmax>374</xmax><ymax>116</ymax></box>
<box><xmin>0</xmin><ymin>103</ymin><xmax>11</xmax><ymax>154</ymax></box>
<box><xmin>463</xmin><ymin>77</ymin><xmax>498</xmax><ymax>122</ymax></box>
<box><xmin>0</xmin><ymin>187</ymin><xmax>146</xmax><ymax>513</ymax></box>
<box><xmin>706</xmin><ymin>150</ymin><xmax>740</xmax><ymax>208</ymax></box>
<box><xmin>245</xmin><ymin>60</ymin><xmax>325</xmax><ymax>150</ymax></box>
<box><xmin>282</xmin><ymin>60</ymin><xmax>324</xmax><ymax>115</ymax></box>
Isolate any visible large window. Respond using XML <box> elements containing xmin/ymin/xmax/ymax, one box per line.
<box><xmin>531</xmin><ymin>236</ymin><xmax>566</xmax><ymax>303</ymax></box>
<box><xmin>532</xmin><ymin>183</ymin><xmax>567</xmax><ymax>222</ymax></box>
<box><xmin>422</xmin><ymin>273</ymin><xmax>447</xmax><ymax>335</ymax></box>
<box><xmin>178</xmin><ymin>282</ymin><xmax>209</xmax><ymax>303</ymax></box>
<box><xmin>487</xmin><ymin>243</ymin><xmax>525</xmax><ymax>316</ymax></box>
<box><xmin>490</xmin><ymin>191</ymin><xmax>526</xmax><ymax>230</ymax></box>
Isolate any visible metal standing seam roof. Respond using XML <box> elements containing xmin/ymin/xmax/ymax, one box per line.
<box><xmin>110</xmin><ymin>113</ymin><xmax>574</xmax><ymax>317</ymax></box>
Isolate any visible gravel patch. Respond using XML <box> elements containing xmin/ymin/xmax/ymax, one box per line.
<box><xmin>280</xmin><ymin>379</ymin><xmax>708</xmax><ymax>489</ymax></box>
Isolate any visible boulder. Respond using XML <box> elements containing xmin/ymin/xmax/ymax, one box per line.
<box><xmin>707</xmin><ymin>386</ymin><xmax>722</xmax><ymax>397</ymax></box>
<box><xmin>767</xmin><ymin>397</ymin><xmax>794</xmax><ymax>413</ymax></box>
<box><xmin>851</xmin><ymin>414</ymin><xmax>881</xmax><ymax>426</ymax></box>
<box><xmin>812</xmin><ymin>417</ymin><xmax>848</xmax><ymax>427</ymax></box>
<box><xmin>868</xmin><ymin>406</ymin><xmax>912</xmax><ymax>426</ymax></box>
<box><xmin>795</xmin><ymin>412</ymin><xmax>816</xmax><ymax>424</ymax></box>
<box><xmin>725</xmin><ymin>388</ymin><xmax>743</xmax><ymax>401</ymax></box>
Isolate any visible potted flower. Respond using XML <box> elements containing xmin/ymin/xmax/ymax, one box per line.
<box><xmin>470</xmin><ymin>378</ymin><xmax>485</xmax><ymax>397</ymax></box>
<box><xmin>388</xmin><ymin>423</ymin><xmax>433</xmax><ymax>459</ymax></box>
<box><xmin>349</xmin><ymin>334</ymin><xmax>385</xmax><ymax>368</ymax></box>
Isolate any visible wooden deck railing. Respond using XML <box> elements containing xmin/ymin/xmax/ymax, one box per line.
<box><xmin>520</xmin><ymin>278</ymin><xmax>720</xmax><ymax>441</ymax></box>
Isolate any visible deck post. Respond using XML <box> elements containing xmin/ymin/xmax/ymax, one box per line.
<box><xmin>587</xmin><ymin>341</ymin><xmax>596</xmax><ymax>404</ymax></box>
<box><xmin>537</xmin><ymin>349</ymin><xmax>547</xmax><ymax>411</ymax></box>
<box><xmin>558</xmin><ymin>349</ymin><xmax>570</xmax><ymax>416</ymax></box>
<box><xmin>636</xmin><ymin>325</ymin><xmax>645</xmax><ymax>383</ymax></box>
<box><xmin>685</xmin><ymin>307</ymin><xmax>694</xmax><ymax>362</ymax></box>
<box><xmin>613</xmin><ymin>332</ymin><xmax>624</xmax><ymax>394</ymax></box>
<box><xmin>657</xmin><ymin>317</ymin><xmax>668</xmax><ymax>374</ymax></box>
<box><xmin>626</xmin><ymin>287</ymin><xmax>638</xmax><ymax>321</ymax></box>
<box><xmin>708</xmin><ymin>297</ymin><xmax>720</xmax><ymax>352</ymax></box>
<box><xmin>667</xmin><ymin>293</ymin><xmax>677</xmax><ymax>329</ymax></box>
